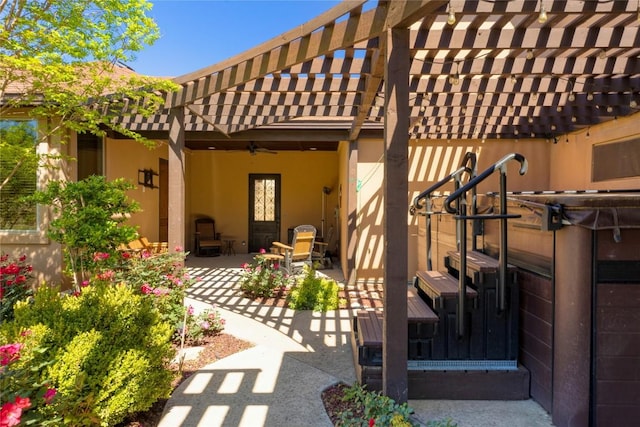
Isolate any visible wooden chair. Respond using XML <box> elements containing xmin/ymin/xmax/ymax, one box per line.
<box><xmin>268</xmin><ymin>224</ymin><xmax>316</xmax><ymax>274</ymax></box>
<box><xmin>194</xmin><ymin>217</ymin><xmax>222</xmax><ymax>256</ymax></box>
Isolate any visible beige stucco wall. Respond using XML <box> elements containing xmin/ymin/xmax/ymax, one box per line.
<box><xmin>549</xmin><ymin>113</ymin><xmax>640</xmax><ymax>190</ymax></box>
<box><xmin>186</xmin><ymin>150</ymin><xmax>339</xmax><ymax>254</ymax></box>
<box><xmin>105</xmin><ymin>138</ymin><xmax>168</xmax><ymax>242</ymax></box>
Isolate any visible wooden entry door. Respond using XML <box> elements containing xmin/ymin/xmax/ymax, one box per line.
<box><xmin>159</xmin><ymin>158</ymin><xmax>168</xmax><ymax>242</ymax></box>
<box><xmin>248</xmin><ymin>174</ymin><xmax>280</xmax><ymax>253</ymax></box>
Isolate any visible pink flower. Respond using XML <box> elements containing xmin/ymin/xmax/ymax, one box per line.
<box><xmin>259</xmin><ymin>248</ymin><xmax>266</xmax><ymax>254</ymax></box>
<box><xmin>241</xmin><ymin>263</ymin><xmax>249</xmax><ymax>269</ymax></box>
<box><xmin>141</xmin><ymin>250</ymin><xmax>151</xmax><ymax>259</ymax></box>
<box><xmin>20</xmin><ymin>330</ymin><xmax>31</xmax><ymax>337</ymax></box>
<box><xmin>96</xmin><ymin>270</ymin><xmax>114</xmax><ymax>281</ymax></box>
<box><xmin>0</xmin><ymin>343</ymin><xmax>23</xmax><ymax>366</ymax></box>
<box><xmin>0</xmin><ymin>401</ymin><xmax>23</xmax><ymax>427</ymax></box>
<box><xmin>200</xmin><ymin>321</ymin><xmax>210</xmax><ymax>330</ymax></box>
<box><xmin>187</xmin><ymin>305</ymin><xmax>194</xmax><ymax>315</ymax></box>
<box><xmin>13</xmin><ymin>398</ymin><xmax>29</xmax><ymax>410</ymax></box>
<box><xmin>273</xmin><ymin>263</ymin><xmax>280</xmax><ymax>270</ymax></box>
<box><xmin>43</xmin><ymin>388</ymin><xmax>57</xmax><ymax>404</ymax></box>
<box><xmin>81</xmin><ymin>280</ymin><xmax>90</xmax><ymax>288</ymax></box>
<box><xmin>174</xmin><ymin>246</ymin><xmax>183</xmax><ymax>252</ymax></box>
<box><xmin>141</xmin><ymin>284</ymin><xmax>152</xmax><ymax>294</ymax></box>
<box><xmin>92</xmin><ymin>252</ymin><xmax>109</xmax><ymax>262</ymax></box>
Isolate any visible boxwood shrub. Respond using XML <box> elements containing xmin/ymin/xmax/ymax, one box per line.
<box><xmin>0</xmin><ymin>283</ymin><xmax>175</xmax><ymax>426</ymax></box>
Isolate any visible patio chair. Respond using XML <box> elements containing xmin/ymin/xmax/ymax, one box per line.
<box><xmin>268</xmin><ymin>224</ymin><xmax>317</xmax><ymax>274</ymax></box>
<box><xmin>194</xmin><ymin>217</ymin><xmax>222</xmax><ymax>256</ymax></box>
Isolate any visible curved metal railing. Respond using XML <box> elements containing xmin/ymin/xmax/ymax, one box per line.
<box><xmin>410</xmin><ymin>152</ymin><xmax>477</xmax><ymax>270</ymax></box>
<box><xmin>444</xmin><ymin>153</ymin><xmax>528</xmax><ymax>338</ymax></box>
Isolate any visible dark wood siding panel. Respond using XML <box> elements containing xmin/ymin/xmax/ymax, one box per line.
<box><xmin>596</xmin><ymin>284</ymin><xmax>640</xmax><ymax>426</ymax></box>
<box><xmin>518</xmin><ymin>270</ymin><xmax>553</xmax><ymax>413</ymax></box>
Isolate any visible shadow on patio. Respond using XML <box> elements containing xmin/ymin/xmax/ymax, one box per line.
<box><xmin>158</xmin><ymin>254</ymin><xmax>356</xmax><ymax>426</ymax></box>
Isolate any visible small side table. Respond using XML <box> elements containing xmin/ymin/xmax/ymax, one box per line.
<box><xmin>223</xmin><ymin>239</ymin><xmax>236</xmax><ymax>256</ymax></box>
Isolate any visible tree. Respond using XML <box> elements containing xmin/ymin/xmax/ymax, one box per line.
<box><xmin>0</xmin><ymin>0</ymin><xmax>177</xmax><ymax>195</ymax></box>
<box><xmin>31</xmin><ymin>175</ymin><xmax>141</xmax><ymax>288</ymax></box>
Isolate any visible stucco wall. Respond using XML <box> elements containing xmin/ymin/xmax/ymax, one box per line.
<box><xmin>105</xmin><ymin>138</ymin><xmax>168</xmax><ymax>242</ymax></box>
<box><xmin>549</xmin><ymin>113</ymin><xmax>640</xmax><ymax>190</ymax></box>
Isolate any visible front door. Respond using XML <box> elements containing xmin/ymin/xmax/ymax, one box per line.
<box><xmin>248</xmin><ymin>174</ymin><xmax>281</xmax><ymax>253</ymax></box>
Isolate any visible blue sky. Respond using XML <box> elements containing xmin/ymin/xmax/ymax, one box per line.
<box><xmin>129</xmin><ymin>0</ymin><xmax>342</xmax><ymax>77</ymax></box>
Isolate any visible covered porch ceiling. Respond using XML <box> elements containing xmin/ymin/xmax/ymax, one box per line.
<box><xmin>119</xmin><ymin>0</ymin><xmax>640</xmax><ymax>151</ymax></box>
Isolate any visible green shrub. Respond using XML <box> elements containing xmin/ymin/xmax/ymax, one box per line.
<box><xmin>0</xmin><ymin>282</ymin><xmax>175</xmax><ymax>426</ymax></box>
<box><xmin>238</xmin><ymin>252</ymin><xmax>291</xmax><ymax>298</ymax></box>
<box><xmin>338</xmin><ymin>383</ymin><xmax>417</xmax><ymax>427</ymax></box>
<box><xmin>287</xmin><ymin>266</ymin><xmax>341</xmax><ymax>311</ymax></box>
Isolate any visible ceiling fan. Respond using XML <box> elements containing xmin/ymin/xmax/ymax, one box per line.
<box><xmin>247</xmin><ymin>141</ymin><xmax>277</xmax><ymax>155</ymax></box>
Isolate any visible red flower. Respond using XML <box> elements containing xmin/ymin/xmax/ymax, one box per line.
<box><xmin>18</xmin><ymin>255</ymin><xmax>26</xmax><ymax>262</ymax></box>
<box><xmin>140</xmin><ymin>284</ymin><xmax>152</xmax><ymax>294</ymax></box>
<box><xmin>0</xmin><ymin>402</ymin><xmax>22</xmax><ymax>427</ymax></box>
<box><xmin>0</xmin><ymin>343</ymin><xmax>22</xmax><ymax>366</ymax></box>
<box><xmin>43</xmin><ymin>388</ymin><xmax>57</xmax><ymax>404</ymax></box>
<box><xmin>369</xmin><ymin>418</ymin><xmax>375</xmax><ymax>427</ymax></box>
<box><xmin>121</xmin><ymin>251</ymin><xmax>131</xmax><ymax>259</ymax></box>
<box><xmin>13</xmin><ymin>397</ymin><xmax>29</xmax><ymax>410</ymax></box>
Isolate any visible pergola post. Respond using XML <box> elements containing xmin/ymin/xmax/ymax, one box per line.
<box><xmin>382</xmin><ymin>26</ymin><xmax>409</xmax><ymax>403</ymax></box>
<box><xmin>168</xmin><ymin>107</ymin><xmax>186</xmax><ymax>254</ymax></box>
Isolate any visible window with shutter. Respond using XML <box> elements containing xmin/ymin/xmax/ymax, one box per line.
<box><xmin>0</xmin><ymin>119</ymin><xmax>38</xmax><ymax>231</ymax></box>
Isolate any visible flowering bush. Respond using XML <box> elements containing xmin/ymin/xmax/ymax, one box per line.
<box><xmin>0</xmin><ymin>329</ymin><xmax>61</xmax><ymax>426</ymax></box>
<box><xmin>0</xmin><ymin>254</ymin><xmax>34</xmax><ymax>323</ymax></box>
<box><xmin>1</xmin><ymin>283</ymin><xmax>174</xmax><ymax>426</ymax></box>
<box><xmin>180</xmin><ymin>306</ymin><xmax>226</xmax><ymax>346</ymax></box>
<box><xmin>338</xmin><ymin>383</ymin><xmax>418</xmax><ymax>427</ymax></box>
<box><xmin>238</xmin><ymin>250</ymin><xmax>291</xmax><ymax>298</ymax></box>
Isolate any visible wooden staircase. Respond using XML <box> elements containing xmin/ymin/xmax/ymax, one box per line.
<box><xmin>350</xmin><ymin>153</ymin><xmax>531</xmax><ymax>399</ymax></box>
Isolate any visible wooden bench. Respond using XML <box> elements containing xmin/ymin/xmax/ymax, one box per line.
<box><xmin>415</xmin><ymin>270</ymin><xmax>478</xmax><ymax>309</ymax></box>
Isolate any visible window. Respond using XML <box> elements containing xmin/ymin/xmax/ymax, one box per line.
<box><xmin>0</xmin><ymin>119</ymin><xmax>38</xmax><ymax>231</ymax></box>
<box><xmin>253</xmin><ymin>178</ymin><xmax>276</xmax><ymax>221</ymax></box>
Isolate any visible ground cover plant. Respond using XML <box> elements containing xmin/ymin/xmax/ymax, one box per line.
<box><xmin>287</xmin><ymin>265</ymin><xmax>342</xmax><ymax>311</ymax></box>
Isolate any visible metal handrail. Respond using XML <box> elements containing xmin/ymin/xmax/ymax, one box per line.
<box><xmin>444</xmin><ymin>153</ymin><xmax>527</xmax><ymax>338</ymax></box>
<box><xmin>410</xmin><ymin>152</ymin><xmax>477</xmax><ymax>270</ymax></box>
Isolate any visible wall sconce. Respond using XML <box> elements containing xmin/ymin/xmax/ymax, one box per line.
<box><xmin>138</xmin><ymin>168</ymin><xmax>159</xmax><ymax>189</ymax></box>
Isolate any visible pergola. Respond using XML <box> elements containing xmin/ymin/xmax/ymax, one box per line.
<box><xmin>118</xmin><ymin>0</ymin><xmax>640</xmax><ymax>401</ymax></box>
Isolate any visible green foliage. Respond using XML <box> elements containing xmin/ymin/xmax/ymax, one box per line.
<box><xmin>31</xmin><ymin>175</ymin><xmax>140</xmax><ymax>287</ymax></box>
<box><xmin>287</xmin><ymin>265</ymin><xmax>341</xmax><ymax>311</ymax></box>
<box><xmin>113</xmin><ymin>250</ymin><xmax>225</xmax><ymax>345</ymax></box>
<box><xmin>338</xmin><ymin>383</ymin><xmax>418</xmax><ymax>427</ymax></box>
<box><xmin>0</xmin><ymin>282</ymin><xmax>175</xmax><ymax>426</ymax></box>
<box><xmin>238</xmin><ymin>253</ymin><xmax>291</xmax><ymax>299</ymax></box>
<box><xmin>0</xmin><ymin>0</ymin><xmax>178</xmax><ymax>143</ymax></box>
<box><xmin>0</xmin><ymin>325</ymin><xmax>62</xmax><ymax>426</ymax></box>
<box><xmin>0</xmin><ymin>254</ymin><xmax>34</xmax><ymax>323</ymax></box>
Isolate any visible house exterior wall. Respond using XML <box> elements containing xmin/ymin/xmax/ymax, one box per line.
<box><xmin>104</xmin><ymin>138</ymin><xmax>168</xmax><ymax>242</ymax></box>
<box><xmin>0</xmin><ymin>114</ymin><xmax>70</xmax><ymax>285</ymax></box>
<box><xmin>549</xmin><ymin>114</ymin><xmax>640</xmax><ymax>190</ymax></box>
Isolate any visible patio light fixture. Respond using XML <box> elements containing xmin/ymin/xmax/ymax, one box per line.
<box><xmin>447</xmin><ymin>2</ymin><xmax>456</xmax><ymax>25</ymax></box>
<box><xmin>538</xmin><ymin>1</ymin><xmax>548</xmax><ymax>24</ymax></box>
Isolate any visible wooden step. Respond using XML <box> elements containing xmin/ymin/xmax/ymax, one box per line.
<box><xmin>448</xmin><ymin>250</ymin><xmax>511</xmax><ymax>272</ymax></box>
<box><xmin>354</xmin><ymin>289</ymin><xmax>438</xmax><ymax>365</ymax></box>
<box><xmin>415</xmin><ymin>270</ymin><xmax>478</xmax><ymax>309</ymax></box>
